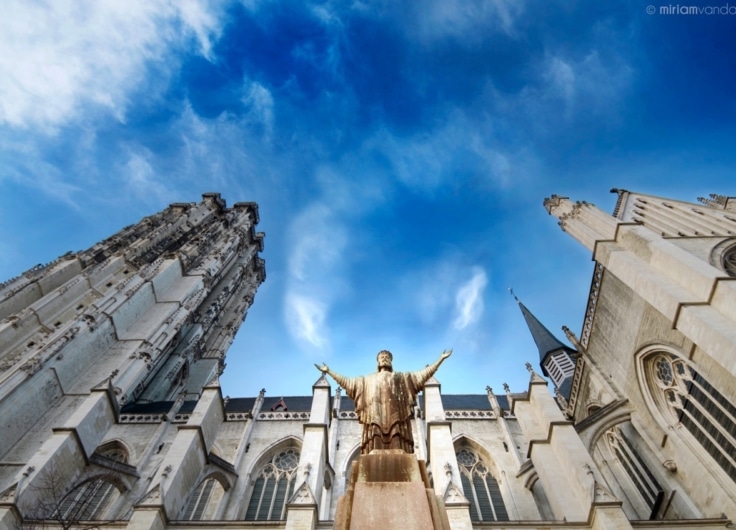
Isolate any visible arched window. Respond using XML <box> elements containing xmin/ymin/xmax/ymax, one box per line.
<box><xmin>56</xmin><ymin>449</ymin><xmax>125</xmax><ymax>521</ymax></box>
<box><xmin>245</xmin><ymin>449</ymin><xmax>300</xmax><ymax>521</ymax></box>
<box><xmin>181</xmin><ymin>477</ymin><xmax>224</xmax><ymax>520</ymax></box>
<box><xmin>455</xmin><ymin>448</ymin><xmax>508</xmax><ymax>522</ymax></box>
<box><xmin>722</xmin><ymin>244</ymin><xmax>736</xmax><ymax>277</ymax></box>
<box><xmin>645</xmin><ymin>352</ymin><xmax>736</xmax><ymax>482</ymax></box>
<box><xmin>604</xmin><ymin>425</ymin><xmax>664</xmax><ymax>518</ymax></box>
<box><xmin>56</xmin><ymin>479</ymin><xmax>117</xmax><ymax>521</ymax></box>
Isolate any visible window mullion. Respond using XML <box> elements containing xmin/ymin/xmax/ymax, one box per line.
<box><xmin>482</xmin><ymin>474</ymin><xmax>497</xmax><ymax>521</ymax></box>
<box><xmin>679</xmin><ymin>396</ymin><xmax>736</xmax><ymax>453</ymax></box>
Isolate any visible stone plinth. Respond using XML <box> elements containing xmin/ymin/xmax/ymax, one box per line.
<box><xmin>335</xmin><ymin>449</ymin><xmax>451</xmax><ymax>530</ymax></box>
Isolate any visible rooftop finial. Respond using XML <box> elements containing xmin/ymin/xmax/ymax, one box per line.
<box><xmin>508</xmin><ymin>287</ymin><xmax>519</xmax><ymax>302</ymax></box>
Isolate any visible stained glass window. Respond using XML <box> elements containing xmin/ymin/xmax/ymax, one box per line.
<box><xmin>455</xmin><ymin>448</ymin><xmax>508</xmax><ymax>522</ymax></box>
<box><xmin>245</xmin><ymin>449</ymin><xmax>300</xmax><ymax>521</ymax></box>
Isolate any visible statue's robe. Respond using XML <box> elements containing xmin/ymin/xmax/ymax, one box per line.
<box><xmin>332</xmin><ymin>365</ymin><xmax>439</xmax><ymax>454</ymax></box>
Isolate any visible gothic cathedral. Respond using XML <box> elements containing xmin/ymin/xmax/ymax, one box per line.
<box><xmin>1</xmin><ymin>190</ymin><xmax>735</xmax><ymax>529</ymax></box>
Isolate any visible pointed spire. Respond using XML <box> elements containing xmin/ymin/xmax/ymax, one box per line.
<box><xmin>510</xmin><ymin>289</ymin><xmax>575</xmax><ymax>366</ymax></box>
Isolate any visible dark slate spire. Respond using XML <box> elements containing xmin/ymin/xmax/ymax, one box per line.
<box><xmin>511</xmin><ymin>291</ymin><xmax>573</xmax><ymax>364</ymax></box>
<box><xmin>510</xmin><ymin>289</ymin><xmax>577</xmax><ymax>399</ymax></box>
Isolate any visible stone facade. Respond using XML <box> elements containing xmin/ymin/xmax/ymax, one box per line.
<box><xmin>0</xmin><ymin>190</ymin><xmax>734</xmax><ymax>530</ymax></box>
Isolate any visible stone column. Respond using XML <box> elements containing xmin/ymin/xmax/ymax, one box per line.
<box><xmin>221</xmin><ymin>388</ymin><xmax>266</xmax><ymax>519</ymax></box>
<box><xmin>285</xmin><ymin>375</ymin><xmax>331</xmax><ymax>530</ymax></box>
<box><xmin>512</xmin><ymin>367</ymin><xmax>632</xmax><ymax>528</ymax></box>
<box><xmin>126</xmin><ymin>379</ymin><xmax>223</xmax><ymax>528</ymax></box>
<box><xmin>424</xmin><ymin>377</ymin><xmax>472</xmax><ymax>530</ymax></box>
<box><xmin>9</xmin><ymin>385</ymin><xmax>117</xmax><ymax>513</ymax></box>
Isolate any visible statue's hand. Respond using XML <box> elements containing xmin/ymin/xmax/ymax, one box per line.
<box><xmin>315</xmin><ymin>362</ymin><xmax>329</xmax><ymax>373</ymax></box>
<box><xmin>441</xmin><ymin>348</ymin><xmax>453</xmax><ymax>360</ymax></box>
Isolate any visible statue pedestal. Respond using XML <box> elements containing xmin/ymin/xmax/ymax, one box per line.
<box><xmin>334</xmin><ymin>450</ymin><xmax>451</xmax><ymax>530</ymax></box>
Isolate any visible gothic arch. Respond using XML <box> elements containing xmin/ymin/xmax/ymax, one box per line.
<box><xmin>95</xmin><ymin>439</ymin><xmax>133</xmax><ymax>464</ymax></box>
<box><xmin>56</xmin><ymin>472</ymin><xmax>126</xmax><ymax>521</ymax></box>
<box><xmin>635</xmin><ymin>344</ymin><xmax>736</xmax><ymax>487</ymax></box>
<box><xmin>180</xmin><ymin>473</ymin><xmax>228</xmax><ymax>521</ymax></box>
<box><xmin>453</xmin><ymin>436</ymin><xmax>509</xmax><ymax>522</ymax></box>
<box><xmin>244</xmin><ymin>435</ymin><xmax>303</xmax><ymax>481</ymax></box>
<box><xmin>198</xmin><ymin>468</ymin><xmax>233</xmax><ymax>491</ymax></box>
<box><xmin>341</xmin><ymin>444</ymin><xmax>361</xmax><ymax>479</ymax></box>
<box><xmin>708</xmin><ymin>238</ymin><xmax>736</xmax><ymax>277</ymax></box>
<box><xmin>451</xmin><ymin>434</ymin><xmax>501</xmax><ymax>479</ymax></box>
<box><xmin>591</xmin><ymin>419</ymin><xmax>665</xmax><ymax>519</ymax></box>
<box><xmin>583</xmin><ymin>407</ymin><xmax>632</xmax><ymax>453</ymax></box>
<box><xmin>243</xmin><ymin>437</ymin><xmax>302</xmax><ymax>522</ymax></box>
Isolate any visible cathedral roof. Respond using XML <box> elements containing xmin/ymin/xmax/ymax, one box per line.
<box><xmin>120</xmin><ymin>401</ymin><xmax>174</xmax><ymax>414</ymax></box>
<box><xmin>441</xmin><ymin>394</ymin><xmax>492</xmax><ymax>410</ymax></box>
<box><xmin>417</xmin><ymin>394</ymin><xmax>513</xmax><ymax>411</ymax></box>
<box><xmin>224</xmin><ymin>397</ymin><xmax>257</xmax><ymax>412</ymax></box>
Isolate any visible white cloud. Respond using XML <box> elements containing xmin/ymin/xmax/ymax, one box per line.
<box><xmin>287</xmin><ymin>204</ymin><xmax>347</xmax><ymax>282</ymax></box>
<box><xmin>545</xmin><ymin>57</ymin><xmax>576</xmax><ymax>106</ymax></box>
<box><xmin>284</xmin><ymin>202</ymin><xmax>350</xmax><ymax>352</ymax></box>
<box><xmin>241</xmin><ymin>79</ymin><xmax>275</xmax><ymax>140</ymax></box>
<box><xmin>405</xmin><ymin>0</ymin><xmax>525</xmax><ymax>43</ymax></box>
<box><xmin>402</xmin><ymin>257</ymin><xmax>489</xmax><ymax>333</ymax></box>
<box><xmin>453</xmin><ymin>267</ymin><xmax>488</xmax><ymax>330</ymax></box>
<box><xmin>0</xmin><ymin>0</ymin><xmax>223</xmax><ymax>132</ymax></box>
<box><xmin>285</xmin><ymin>292</ymin><xmax>329</xmax><ymax>349</ymax></box>
<box><xmin>538</xmin><ymin>49</ymin><xmax>634</xmax><ymax>119</ymax></box>
<box><xmin>411</xmin><ymin>261</ymin><xmax>460</xmax><ymax>325</ymax></box>
<box><xmin>123</xmin><ymin>148</ymin><xmax>170</xmax><ymax>203</ymax></box>
<box><xmin>370</xmin><ymin>111</ymin><xmax>516</xmax><ymax>192</ymax></box>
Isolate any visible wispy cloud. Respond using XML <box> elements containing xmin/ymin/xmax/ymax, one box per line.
<box><xmin>540</xmin><ymin>50</ymin><xmax>634</xmax><ymax>117</ymax></box>
<box><xmin>453</xmin><ymin>267</ymin><xmax>488</xmax><ymax>330</ymax></box>
<box><xmin>0</xmin><ymin>0</ymin><xmax>223</xmax><ymax>132</ymax></box>
<box><xmin>123</xmin><ymin>147</ymin><xmax>170</xmax><ymax>203</ymax></box>
<box><xmin>285</xmin><ymin>292</ymin><xmax>328</xmax><ymax>348</ymax></box>
<box><xmin>284</xmin><ymin>202</ymin><xmax>349</xmax><ymax>353</ymax></box>
<box><xmin>399</xmin><ymin>0</ymin><xmax>525</xmax><ymax>43</ymax></box>
<box><xmin>371</xmin><ymin>111</ymin><xmax>516</xmax><ymax>193</ymax></box>
<box><xmin>241</xmin><ymin>78</ymin><xmax>275</xmax><ymax>140</ymax></box>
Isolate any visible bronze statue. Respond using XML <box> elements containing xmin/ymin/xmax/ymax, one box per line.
<box><xmin>315</xmin><ymin>349</ymin><xmax>452</xmax><ymax>454</ymax></box>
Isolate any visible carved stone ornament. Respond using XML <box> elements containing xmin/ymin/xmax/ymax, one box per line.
<box><xmin>139</xmin><ymin>484</ymin><xmax>162</xmax><ymax>505</ymax></box>
<box><xmin>662</xmin><ymin>459</ymin><xmax>677</xmax><ymax>472</ymax></box>
<box><xmin>0</xmin><ymin>483</ymin><xmax>17</xmax><ymax>503</ymax></box>
<box><xmin>443</xmin><ymin>481</ymin><xmax>470</xmax><ymax>506</ymax></box>
<box><xmin>593</xmin><ymin>481</ymin><xmax>617</xmax><ymax>503</ymax></box>
<box><xmin>288</xmin><ymin>481</ymin><xmax>317</xmax><ymax>506</ymax></box>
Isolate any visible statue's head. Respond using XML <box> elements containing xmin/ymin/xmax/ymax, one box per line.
<box><xmin>376</xmin><ymin>350</ymin><xmax>393</xmax><ymax>372</ymax></box>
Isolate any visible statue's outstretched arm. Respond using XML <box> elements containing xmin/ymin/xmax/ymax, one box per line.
<box><xmin>412</xmin><ymin>349</ymin><xmax>453</xmax><ymax>386</ymax></box>
<box><xmin>314</xmin><ymin>363</ymin><xmax>353</xmax><ymax>392</ymax></box>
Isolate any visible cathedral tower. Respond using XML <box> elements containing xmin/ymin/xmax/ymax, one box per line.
<box><xmin>0</xmin><ymin>193</ymin><xmax>264</xmax><ymax>526</ymax></box>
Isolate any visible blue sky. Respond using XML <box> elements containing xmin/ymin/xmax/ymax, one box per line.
<box><xmin>1</xmin><ymin>1</ymin><xmax>735</xmax><ymax>399</ymax></box>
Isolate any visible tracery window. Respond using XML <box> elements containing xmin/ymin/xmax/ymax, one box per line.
<box><xmin>604</xmin><ymin>425</ymin><xmax>664</xmax><ymax>517</ymax></box>
<box><xmin>647</xmin><ymin>353</ymin><xmax>736</xmax><ymax>482</ymax></box>
<box><xmin>57</xmin><ymin>479</ymin><xmax>117</xmax><ymax>520</ymax></box>
<box><xmin>181</xmin><ymin>478</ymin><xmax>221</xmax><ymax>520</ymax></box>
<box><xmin>245</xmin><ymin>449</ymin><xmax>300</xmax><ymax>521</ymax></box>
<box><xmin>56</xmin><ymin>450</ymin><xmax>125</xmax><ymax>521</ymax></box>
<box><xmin>722</xmin><ymin>244</ymin><xmax>736</xmax><ymax>277</ymax></box>
<box><xmin>455</xmin><ymin>449</ymin><xmax>508</xmax><ymax>522</ymax></box>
